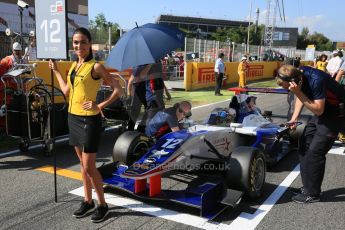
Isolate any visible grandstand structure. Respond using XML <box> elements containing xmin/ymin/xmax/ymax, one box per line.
<box><xmin>156</xmin><ymin>14</ymin><xmax>297</xmax><ymax>48</ymax></box>
<box><xmin>156</xmin><ymin>14</ymin><xmax>248</xmax><ymax>39</ymax></box>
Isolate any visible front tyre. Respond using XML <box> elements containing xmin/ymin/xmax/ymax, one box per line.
<box><xmin>225</xmin><ymin>146</ymin><xmax>266</xmax><ymax>199</ymax></box>
<box><xmin>112</xmin><ymin>131</ymin><xmax>150</xmax><ymax>166</ymax></box>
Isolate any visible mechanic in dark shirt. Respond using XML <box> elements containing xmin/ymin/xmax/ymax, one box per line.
<box><xmin>127</xmin><ymin>64</ymin><xmax>151</xmax><ymax>131</ymax></box>
<box><xmin>145</xmin><ymin>101</ymin><xmax>192</xmax><ymax>138</ymax></box>
<box><xmin>146</xmin><ymin>62</ymin><xmax>165</xmax><ymax>110</ymax></box>
<box><xmin>276</xmin><ymin>65</ymin><xmax>345</xmax><ymax>204</ymax></box>
<box><xmin>142</xmin><ymin>61</ymin><xmax>166</xmax><ymax>126</ymax></box>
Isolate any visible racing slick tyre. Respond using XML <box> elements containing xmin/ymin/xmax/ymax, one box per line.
<box><xmin>225</xmin><ymin>146</ymin><xmax>266</xmax><ymax>199</ymax></box>
<box><xmin>112</xmin><ymin>131</ymin><xmax>151</xmax><ymax>166</ymax></box>
<box><xmin>289</xmin><ymin>115</ymin><xmax>312</xmax><ymax>145</ymax></box>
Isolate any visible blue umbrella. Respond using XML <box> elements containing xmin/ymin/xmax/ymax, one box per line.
<box><xmin>106</xmin><ymin>23</ymin><xmax>185</xmax><ymax>71</ymax></box>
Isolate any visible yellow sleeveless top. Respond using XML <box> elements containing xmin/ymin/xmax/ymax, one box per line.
<box><xmin>316</xmin><ymin>61</ymin><xmax>327</xmax><ymax>72</ymax></box>
<box><xmin>67</xmin><ymin>59</ymin><xmax>101</xmax><ymax>116</ymax></box>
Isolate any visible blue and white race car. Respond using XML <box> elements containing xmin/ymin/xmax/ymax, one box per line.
<box><xmin>99</xmin><ymin>105</ymin><xmax>306</xmax><ymax>219</ymax></box>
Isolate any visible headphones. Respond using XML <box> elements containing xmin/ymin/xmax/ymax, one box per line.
<box><xmin>276</xmin><ymin>72</ymin><xmax>301</xmax><ymax>85</ymax></box>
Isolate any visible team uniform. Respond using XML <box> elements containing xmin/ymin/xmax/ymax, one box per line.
<box><xmin>145</xmin><ymin>106</ymin><xmax>178</xmax><ymax>138</ymax></box>
<box><xmin>237</xmin><ymin>60</ymin><xmax>248</xmax><ymax>88</ymax></box>
<box><xmin>143</xmin><ymin>62</ymin><xmax>166</xmax><ymax>124</ymax></box>
<box><xmin>127</xmin><ymin>66</ymin><xmax>148</xmax><ymax>131</ymax></box>
<box><xmin>297</xmin><ymin>66</ymin><xmax>345</xmax><ymax>197</ymax></box>
<box><xmin>0</xmin><ymin>54</ymin><xmax>26</xmax><ymax>76</ymax></box>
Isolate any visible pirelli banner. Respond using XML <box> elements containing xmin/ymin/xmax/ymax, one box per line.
<box><xmin>183</xmin><ymin>61</ymin><xmax>312</xmax><ymax>91</ymax></box>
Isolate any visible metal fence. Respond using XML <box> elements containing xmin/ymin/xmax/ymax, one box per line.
<box><xmin>183</xmin><ymin>37</ymin><xmax>326</xmax><ymax>63</ymax></box>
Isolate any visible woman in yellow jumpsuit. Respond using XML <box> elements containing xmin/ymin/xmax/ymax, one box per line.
<box><xmin>238</xmin><ymin>56</ymin><xmax>248</xmax><ymax>88</ymax></box>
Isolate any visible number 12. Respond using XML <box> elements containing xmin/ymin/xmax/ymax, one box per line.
<box><xmin>40</xmin><ymin>19</ymin><xmax>61</xmax><ymax>43</ymax></box>
<box><xmin>161</xmin><ymin>138</ymin><xmax>183</xmax><ymax>149</ymax></box>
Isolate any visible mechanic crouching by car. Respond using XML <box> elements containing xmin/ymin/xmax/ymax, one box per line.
<box><xmin>145</xmin><ymin>101</ymin><xmax>192</xmax><ymax>139</ymax></box>
<box><xmin>276</xmin><ymin>64</ymin><xmax>345</xmax><ymax>204</ymax></box>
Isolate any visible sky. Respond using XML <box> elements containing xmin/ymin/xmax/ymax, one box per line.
<box><xmin>88</xmin><ymin>0</ymin><xmax>345</xmax><ymax>41</ymax></box>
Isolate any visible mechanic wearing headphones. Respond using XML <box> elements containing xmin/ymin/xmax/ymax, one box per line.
<box><xmin>276</xmin><ymin>64</ymin><xmax>345</xmax><ymax>204</ymax></box>
<box><xmin>145</xmin><ymin>101</ymin><xmax>192</xmax><ymax>138</ymax></box>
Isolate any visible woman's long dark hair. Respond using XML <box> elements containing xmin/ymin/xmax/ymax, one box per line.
<box><xmin>73</xmin><ymin>27</ymin><xmax>93</xmax><ymax>62</ymax></box>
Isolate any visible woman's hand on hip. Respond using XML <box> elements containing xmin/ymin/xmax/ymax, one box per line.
<box><xmin>82</xmin><ymin>101</ymin><xmax>105</xmax><ymax>117</ymax></box>
<box><xmin>82</xmin><ymin>101</ymin><xmax>98</xmax><ymax>111</ymax></box>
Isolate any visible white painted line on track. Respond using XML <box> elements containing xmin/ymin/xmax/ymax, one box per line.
<box><xmin>192</xmin><ymin>99</ymin><xmax>231</xmax><ymax>110</ymax></box>
<box><xmin>227</xmin><ymin>164</ymin><xmax>301</xmax><ymax>230</ymax></box>
<box><xmin>0</xmin><ymin>149</ymin><xmax>20</xmax><ymax>158</ymax></box>
<box><xmin>69</xmin><ymin>164</ymin><xmax>301</xmax><ymax>230</ymax></box>
<box><xmin>328</xmin><ymin>146</ymin><xmax>345</xmax><ymax>155</ymax></box>
<box><xmin>0</xmin><ymin>126</ymin><xmax>117</xmax><ymax>158</ymax></box>
<box><xmin>69</xmin><ymin>186</ymin><xmax>230</xmax><ymax>230</ymax></box>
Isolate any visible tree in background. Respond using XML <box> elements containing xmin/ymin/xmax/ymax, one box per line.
<box><xmin>297</xmin><ymin>27</ymin><xmax>309</xmax><ymax>50</ymax></box>
<box><xmin>210</xmin><ymin>25</ymin><xmax>332</xmax><ymax>52</ymax></box>
<box><xmin>211</xmin><ymin>26</ymin><xmax>247</xmax><ymax>44</ymax></box>
<box><xmin>297</xmin><ymin>27</ymin><xmax>332</xmax><ymax>51</ymax></box>
<box><xmin>210</xmin><ymin>24</ymin><xmax>269</xmax><ymax>46</ymax></box>
<box><xmin>88</xmin><ymin>14</ymin><xmax>333</xmax><ymax>53</ymax></box>
<box><xmin>89</xmin><ymin>13</ymin><xmax>121</xmax><ymax>49</ymax></box>
<box><xmin>307</xmin><ymin>32</ymin><xmax>332</xmax><ymax>51</ymax></box>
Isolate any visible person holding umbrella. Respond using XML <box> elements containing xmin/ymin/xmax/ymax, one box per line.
<box><xmin>145</xmin><ymin>59</ymin><xmax>170</xmax><ymax>118</ymax></box>
<box><xmin>106</xmin><ymin>22</ymin><xmax>184</xmax><ymax>131</ymax></box>
<box><xmin>127</xmin><ymin>64</ymin><xmax>152</xmax><ymax>131</ymax></box>
<box><xmin>49</xmin><ymin>27</ymin><xmax>122</xmax><ymax>223</ymax></box>
<box><xmin>106</xmin><ymin>23</ymin><xmax>185</xmax><ymax>73</ymax></box>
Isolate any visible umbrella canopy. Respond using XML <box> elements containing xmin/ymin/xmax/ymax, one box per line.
<box><xmin>106</xmin><ymin>23</ymin><xmax>185</xmax><ymax>71</ymax></box>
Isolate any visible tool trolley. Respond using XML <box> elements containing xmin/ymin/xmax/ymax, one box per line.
<box><xmin>0</xmin><ymin>63</ymin><xmax>67</xmax><ymax>155</ymax></box>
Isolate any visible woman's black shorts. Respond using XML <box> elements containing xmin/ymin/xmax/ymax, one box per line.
<box><xmin>68</xmin><ymin>113</ymin><xmax>102</xmax><ymax>153</ymax></box>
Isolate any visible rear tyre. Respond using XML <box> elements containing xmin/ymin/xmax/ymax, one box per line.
<box><xmin>225</xmin><ymin>146</ymin><xmax>266</xmax><ymax>199</ymax></box>
<box><xmin>112</xmin><ymin>131</ymin><xmax>150</xmax><ymax>166</ymax></box>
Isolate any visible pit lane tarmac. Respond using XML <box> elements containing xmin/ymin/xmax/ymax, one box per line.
<box><xmin>1</xmin><ymin>94</ymin><xmax>345</xmax><ymax>230</ymax></box>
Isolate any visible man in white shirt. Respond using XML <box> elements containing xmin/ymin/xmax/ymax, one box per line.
<box><xmin>326</xmin><ymin>50</ymin><xmax>343</xmax><ymax>77</ymax></box>
<box><xmin>214</xmin><ymin>53</ymin><xmax>225</xmax><ymax>96</ymax></box>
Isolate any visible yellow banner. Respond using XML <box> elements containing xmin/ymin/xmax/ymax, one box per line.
<box><xmin>184</xmin><ymin>61</ymin><xmax>280</xmax><ymax>91</ymax></box>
